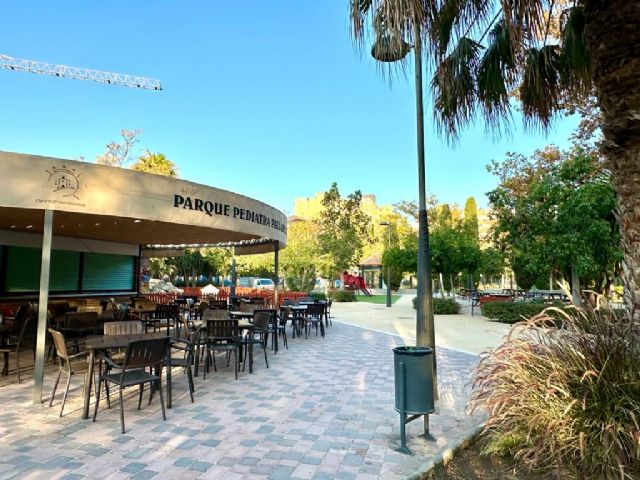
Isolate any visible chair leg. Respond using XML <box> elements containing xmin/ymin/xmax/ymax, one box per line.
<box><xmin>119</xmin><ymin>387</ymin><xmax>126</xmax><ymax>434</ymax></box>
<box><xmin>2</xmin><ymin>351</ymin><xmax>8</xmax><ymax>376</ymax></box>
<box><xmin>157</xmin><ymin>378</ymin><xmax>166</xmax><ymax>421</ymax></box>
<box><xmin>60</xmin><ymin>370</ymin><xmax>72</xmax><ymax>417</ymax></box>
<box><xmin>16</xmin><ymin>351</ymin><xmax>21</xmax><ymax>384</ymax></box>
<box><xmin>263</xmin><ymin>339</ymin><xmax>269</xmax><ymax>369</ymax></box>
<box><xmin>49</xmin><ymin>370</ymin><xmax>61</xmax><ymax>407</ymax></box>
<box><xmin>234</xmin><ymin>348</ymin><xmax>238</xmax><ymax>380</ymax></box>
<box><xmin>138</xmin><ymin>384</ymin><xmax>144</xmax><ymax>410</ymax></box>
<box><xmin>92</xmin><ymin>374</ymin><xmax>103</xmax><ymax>422</ymax></box>
<box><xmin>186</xmin><ymin>365</ymin><xmax>194</xmax><ymax>403</ymax></box>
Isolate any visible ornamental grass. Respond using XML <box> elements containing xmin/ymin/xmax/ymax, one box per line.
<box><xmin>471</xmin><ymin>304</ymin><xmax>640</xmax><ymax>479</ymax></box>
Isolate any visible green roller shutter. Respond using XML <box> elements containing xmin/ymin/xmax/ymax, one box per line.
<box><xmin>5</xmin><ymin>246</ymin><xmax>40</xmax><ymax>292</ymax></box>
<box><xmin>50</xmin><ymin>250</ymin><xmax>81</xmax><ymax>291</ymax></box>
<box><xmin>5</xmin><ymin>246</ymin><xmax>81</xmax><ymax>292</ymax></box>
<box><xmin>82</xmin><ymin>253</ymin><xmax>135</xmax><ymax>291</ymax></box>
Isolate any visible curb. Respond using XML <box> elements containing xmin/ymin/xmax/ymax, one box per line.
<box><xmin>405</xmin><ymin>423</ymin><xmax>486</xmax><ymax>480</ymax></box>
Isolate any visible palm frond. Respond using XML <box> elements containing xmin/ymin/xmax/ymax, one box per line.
<box><xmin>432</xmin><ymin>36</ymin><xmax>483</xmax><ymax>139</ymax></box>
<box><xmin>432</xmin><ymin>0</ymin><xmax>494</xmax><ymax>57</ymax></box>
<box><xmin>500</xmin><ymin>0</ymin><xmax>549</xmax><ymax>47</ymax></box>
<box><xmin>559</xmin><ymin>5</ymin><xmax>591</xmax><ymax>92</ymax></box>
<box><xmin>520</xmin><ymin>44</ymin><xmax>562</xmax><ymax>130</ymax></box>
<box><xmin>476</xmin><ymin>19</ymin><xmax>516</xmax><ymax>134</ymax></box>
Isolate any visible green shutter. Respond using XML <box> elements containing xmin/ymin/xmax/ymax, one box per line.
<box><xmin>82</xmin><ymin>253</ymin><xmax>135</xmax><ymax>291</ymax></box>
<box><xmin>50</xmin><ymin>251</ymin><xmax>81</xmax><ymax>291</ymax></box>
<box><xmin>5</xmin><ymin>247</ymin><xmax>81</xmax><ymax>292</ymax></box>
<box><xmin>5</xmin><ymin>246</ymin><xmax>40</xmax><ymax>292</ymax></box>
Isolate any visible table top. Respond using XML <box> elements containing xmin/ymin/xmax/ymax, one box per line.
<box><xmin>229</xmin><ymin>311</ymin><xmax>254</xmax><ymax>318</ymax></box>
<box><xmin>85</xmin><ymin>332</ymin><xmax>169</xmax><ymax>350</ymax></box>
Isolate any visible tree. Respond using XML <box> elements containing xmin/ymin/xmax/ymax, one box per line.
<box><xmin>131</xmin><ymin>151</ymin><xmax>178</xmax><ymax>177</ymax></box>
<box><xmin>96</xmin><ymin>129</ymin><xmax>141</xmax><ymax>167</ymax></box>
<box><xmin>463</xmin><ymin>197</ymin><xmax>479</xmax><ymax>241</ymax></box>
<box><xmin>488</xmin><ymin>150</ymin><xmax>621</xmax><ymax>295</ymax></box>
<box><xmin>280</xmin><ymin>220</ymin><xmax>320</xmax><ymax>292</ymax></box>
<box><xmin>316</xmin><ymin>183</ymin><xmax>371</xmax><ymax>281</ymax></box>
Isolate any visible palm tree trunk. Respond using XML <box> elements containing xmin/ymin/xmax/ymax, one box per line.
<box><xmin>585</xmin><ymin>0</ymin><xmax>640</xmax><ymax>315</ymax></box>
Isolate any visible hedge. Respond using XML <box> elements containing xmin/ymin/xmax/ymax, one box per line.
<box><xmin>412</xmin><ymin>297</ymin><xmax>461</xmax><ymax>314</ymax></box>
<box><xmin>328</xmin><ymin>289</ymin><xmax>356</xmax><ymax>302</ymax></box>
<box><xmin>310</xmin><ymin>292</ymin><xmax>327</xmax><ymax>301</ymax></box>
<box><xmin>481</xmin><ymin>300</ymin><xmax>565</xmax><ymax>324</ymax></box>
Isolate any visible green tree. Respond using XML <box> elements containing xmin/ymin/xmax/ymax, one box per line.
<box><xmin>463</xmin><ymin>197</ymin><xmax>479</xmax><ymax>241</ymax></box>
<box><xmin>479</xmin><ymin>247</ymin><xmax>506</xmax><ymax>283</ymax></box>
<box><xmin>316</xmin><ymin>183</ymin><xmax>371</xmax><ymax>281</ymax></box>
<box><xmin>489</xmin><ymin>150</ymin><xmax>621</xmax><ymax>294</ymax></box>
<box><xmin>131</xmin><ymin>151</ymin><xmax>178</xmax><ymax>177</ymax></box>
<box><xmin>280</xmin><ymin>220</ymin><xmax>320</xmax><ymax>292</ymax></box>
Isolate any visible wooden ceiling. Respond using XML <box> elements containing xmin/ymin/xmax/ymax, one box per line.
<box><xmin>0</xmin><ymin>207</ymin><xmax>260</xmax><ymax>246</ymax></box>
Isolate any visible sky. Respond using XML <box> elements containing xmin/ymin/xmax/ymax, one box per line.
<box><xmin>0</xmin><ymin>1</ymin><xmax>578</xmax><ymax>215</ymax></box>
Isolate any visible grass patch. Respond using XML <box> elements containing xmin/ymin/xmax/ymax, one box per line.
<box><xmin>355</xmin><ymin>294</ymin><xmax>401</xmax><ymax>304</ymax></box>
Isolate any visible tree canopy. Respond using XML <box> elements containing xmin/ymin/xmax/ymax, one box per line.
<box><xmin>131</xmin><ymin>151</ymin><xmax>178</xmax><ymax>177</ymax></box>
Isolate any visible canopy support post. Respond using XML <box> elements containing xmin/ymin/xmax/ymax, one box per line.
<box><xmin>33</xmin><ymin>209</ymin><xmax>53</xmax><ymax>404</ymax></box>
<box><xmin>230</xmin><ymin>247</ymin><xmax>237</xmax><ymax>299</ymax></box>
<box><xmin>273</xmin><ymin>240</ymin><xmax>279</xmax><ymax>307</ymax></box>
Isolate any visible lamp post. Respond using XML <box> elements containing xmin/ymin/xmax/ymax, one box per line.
<box><xmin>380</xmin><ymin>221</ymin><xmax>392</xmax><ymax>307</ymax></box>
<box><xmin>371</xmin><ymin>25</ymin><xmax>437</xmax><ymax>399</ymax></box>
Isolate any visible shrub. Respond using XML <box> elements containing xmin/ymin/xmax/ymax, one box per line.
<box><xmin>310</xmin><ymin>292</ymin><xmax>327</xmax><ymax>301</ymax></box>
<box><xmin>472</xmin><ymin>306</ymin><xmax>640</xmax><ymax>478</ymax></box>
<box><xmin>328</xmin><ymin>289</ymin><xmax>356</xmax><ymax>302</ymax></box>
<box><xmin>411</xmin><ymin>297</ymin><xmax>461</xmax><ymax>314</ymax></box>
<box><xmin>481</xmin><ymin>300</ymin><xmax>565</xmax><ymax>324</ymax></box>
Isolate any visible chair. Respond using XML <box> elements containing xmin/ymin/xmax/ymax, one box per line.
<box><xmin>208</xmin><ymin>299</ymin><xmax>228</xmax><ymax>310</ymax></box>
<box><xmin>103</xmin><ymin>321</ymin><xmax>145</xmax><ymax>335</ymax></box>
<box><xmin>203</xmin><ymin>319</ymin><xmax>240</xmax><ymax>380</ymax></box>
<box><xmin>0</xmin><ymin>305</ymin><xmax>37</xmax><ymax>383</ymax></box>
<box><xmin>325</xmin><ymin>299</ymin><xmax>333</xmax><ymax>326</ymax></box>
<box><xmin>150</xmin><ymin>304</ymin><xmax>179</xmax><ymax>335</ymax></box>
<box><xmin>168</xmin><ymin>316</ymin><xmax>201</xmax><ymax>403</ymax></box>
<box><xmin>242</xmin><ymin>312</ymin><xmax>270</xmax><ymax>372</ymax></box>
<box><xmin>274</xmin><ymin>307</ymin><xmax>289</xmax><ymax>350</ymax></box>
<box><xmin>93</xmin><ymin>336</ymin><xmax>171</xmax><ymax>434</ymax></box>
<box><xmin>305</xmin><ymin>303</ymin><xmax>326</xmax><ymax>338</ymax></box>
<box><xmin>47</xmin><ymin>328</ymin><xmax>89</xmax><ymax>417</ymax></box>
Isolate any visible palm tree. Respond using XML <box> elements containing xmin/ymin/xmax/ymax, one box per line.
<box><xmin>351</xmin><ymin>0</ymin><xmax>640</xmax><ymax>314</ymax></box>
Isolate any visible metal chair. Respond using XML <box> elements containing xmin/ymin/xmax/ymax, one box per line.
<box><xmin>168</xmin><ymin>315</ymin><xmax>201</xmax><ymax>403</ymax></box>
<box><xmin>203</xmin><ymin>319</ymin><xmax>240</xmax><ymax>380</ymax></box>
<box><xmin>242</xmin><ymin>312</ymin><xmax>270</xmax><ymax>372</ymax></box>
<box><xmin>47</xmin><ymin>328</ymin><xmax>89</xmax><ymax>417</ymax></box>
<box><xmin>1</xmin><ymin>306</ymin><xmax>37</xmax><ymax>383</ymax></box>
<box><xmin>93</xmin><ymin>336</ymin><xmax>171</xmax><ymax>434</ymax></box>
<box><xmin>305</xmin><ymin>303</ymin><xmax>326</xmax><ymax>338</ymax></box>
<box><xmin>103</xmin><ymin>321</ymin><xmax>144</xmax><ymax>335</ymax></box>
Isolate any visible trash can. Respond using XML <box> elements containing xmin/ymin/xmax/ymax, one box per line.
<box><xmin>393</xmin><ymin>346</ymin><xmax>435</xmax><ymax>415</ymax></box>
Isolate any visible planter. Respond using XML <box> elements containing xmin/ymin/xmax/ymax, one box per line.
<box><xmin>393</xmin><ymin>346</ymin><xmax>435</xmax><ymax>415</ymax></box>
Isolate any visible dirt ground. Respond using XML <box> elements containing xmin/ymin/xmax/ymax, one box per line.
<box><xmin>423</xmin><ymin>441</ymin><xmax>558</xmax><ymax>480</ymax></box>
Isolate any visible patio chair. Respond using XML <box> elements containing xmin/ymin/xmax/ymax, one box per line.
<box><xmin>305</xmin><ymin>303</ymin><xmax>325</xmax><ymax>338</ymax></box>
<box><xmin>203</xmin><ymin>319</ymin><xmax>240</xmax><ymax>380</ymax></box>
<box><xmin>1</xmin><ymin>305</ymin><xmax>37</xmax><ymax>383</ymax></box>
<box><xmin>103</xmin><ymin>321</ymin><xmax>145</xmax><ymax>335</ymax></box>
<box><xmin>325</xmin><ymin>299</ymin><xmax>333</xmax><ymax>326</ymax></box>
<box><xmin>93</xmin><ymin>336</ymin><xmax>171</xmax><ymax>434</ymax></box>
<box><xmin>47</xmin><ymin>328</ymin><xmax>89</xmax><ymax>417</ymax></box>
<box><xmin>167</xmin><ymin>315</ymin><xmax>202</xmax><ymax>403</ymax></box>
<box><xmin>274</xmin><ymin>306</ymin><xmax>289</xmax><ymax>350</ymax></box>
<box><xmin>242</xmin><ymin>311</ymin><xmax>269</xmax><ymax>372</ymax></box>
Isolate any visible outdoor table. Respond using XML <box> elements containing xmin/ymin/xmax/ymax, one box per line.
<box><xmin>81</xmin><ymin>332</ymin><xmax>170</xmax><ymax>420</ymax></box>
<box><xmin>229</xmin><ymin>311</ymin><xmax>254</xmax><ymax>319</ymax></box>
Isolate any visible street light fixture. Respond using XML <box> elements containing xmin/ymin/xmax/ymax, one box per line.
<box><xmin>380</xmin><ymin>221</ymin><xmax>392</xmax><ymax>307</ymax></box>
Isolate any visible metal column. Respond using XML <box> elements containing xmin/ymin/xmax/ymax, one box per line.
<box><xmin>230</xmin><ymin>247</ymin><xmax>237</xmax><ymax>299</ymax></box>
<box><xmin>273</xmin><ymin>240</ymin><xmax>279</xmax><ymax>307</ymax></box>
<box><xmin>33</xmin><ymin>209</ymin><xmax>53</xmax><ymax>404</ymax></box>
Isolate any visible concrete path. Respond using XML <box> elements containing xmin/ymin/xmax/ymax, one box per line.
<box><xmin>0</xmin><ymin>301</ymin><xmax>508</xmax><ymax>479</ymax></box>
<box><xmin>332</xmin><ymin>295</ymin><xmax>512</xmax><ymax>355</ymax></box>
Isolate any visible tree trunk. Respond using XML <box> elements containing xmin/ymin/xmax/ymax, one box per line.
<box><xmin>586</xmin><ymin>0</ymin><xmax>640</xmax><ymax>316</ymax></box>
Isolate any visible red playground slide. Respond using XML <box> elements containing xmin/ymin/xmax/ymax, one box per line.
<box><xmin>342</xmin><ymin>271</ymin><xmax>372</xmax><ymax>296</ymax></box>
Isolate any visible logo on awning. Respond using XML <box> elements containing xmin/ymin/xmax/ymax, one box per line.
<box><xmin>45</xmin><ymin>165</ymin><xmax>81</xmax><ymax>199</ymax></box>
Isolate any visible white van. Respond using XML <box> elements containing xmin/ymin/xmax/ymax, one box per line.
<box><xmin>252</xmin><ymin>278</ymin><xmax>275</xmax><ymax>290</ymax></box>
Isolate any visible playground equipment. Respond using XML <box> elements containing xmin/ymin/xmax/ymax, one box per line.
<box><xmin>342</xmin><ymin>271</ymin><xmax>372</xmax><ymax>296</ymax></box>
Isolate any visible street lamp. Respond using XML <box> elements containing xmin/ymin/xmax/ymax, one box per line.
<box><xmin>371</xmin><ymin>26</ymin><xmax>437</xmax><ymax>396</ymax></box>
<box><xmin>380</xmin><ymin>221</ymin><xmax>392</xmax><ymax>307</ymax></box>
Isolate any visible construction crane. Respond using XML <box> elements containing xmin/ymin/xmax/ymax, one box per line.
<box><xmin>0</xmin><ymin>53</ymin><xmax>162</xmax><ymax>90</ymax></box>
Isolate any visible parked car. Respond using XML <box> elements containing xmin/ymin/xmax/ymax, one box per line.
<box><xmin>252</xmin><ymin>278</ymin><xmax>274</xmax><ymax>290</ymax></box>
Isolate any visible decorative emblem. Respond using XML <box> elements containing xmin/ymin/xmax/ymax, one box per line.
<box><xmin>45</xmin><ymin>165</ymin><xmax>81</xmax><ymax>199</ymax></box>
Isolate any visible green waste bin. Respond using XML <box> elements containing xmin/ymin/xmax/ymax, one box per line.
<box><xmin>393</xmin><ymin>346</ymin><xmax>435</xmax><ymax>415</ymax></box>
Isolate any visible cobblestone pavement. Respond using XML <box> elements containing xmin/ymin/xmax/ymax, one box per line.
<box><xmin>0</xmin><ymin>321</ymin><xmax>484</xmax><ymax>479</ymax></box>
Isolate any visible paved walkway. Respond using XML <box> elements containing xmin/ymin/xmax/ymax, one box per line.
<box><xmin>0</xmin><ymin>306</ymin><xmax>494</xmax><ymax>479</ymax></box>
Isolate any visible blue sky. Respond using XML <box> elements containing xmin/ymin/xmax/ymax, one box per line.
<box><xmin>0</xmin><ymin>1</ymin><xmax>577</xmax><ymax>215</ymax></box>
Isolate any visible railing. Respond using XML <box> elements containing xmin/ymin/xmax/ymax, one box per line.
<box><xmin>143</xmin><ymin>288</ymin><xmax>310</xmax><ymax>306</ymax></box>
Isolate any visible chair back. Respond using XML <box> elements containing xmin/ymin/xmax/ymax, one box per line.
<box><xmin>249</xmin><ymin>297</ymin><xmax>266</xmax><ymax>306</ymax></box>
<box><xmin>279</xmin><ymin>306</ymin><xmax>291</xmax><ymax>325</ymax></box>
<box><xmin>104</xmin><ymin>321</ymin><xmax>144</xmax><ymax>335</ymax></box>
<box><xmin>19</xmin><ymin>310</ymin><xmax>39</xmax><ymax>347</ymax></box>
<box><xmin>77</xmin><ymin>305</ymin><xmax>103</xmax><ymax>314</ymax></box>
<box><xmin>65</xmin><ymin>311</ymin><xmax>98</xmax><ymax>330</ymax></box>
<box><xmin>208</xmin><ymin>299</ymin><xmax>228</xmax><ymax>310</ymax></box>
<box><xmin>48</xmin><ymin>328</ymin><xmax>69</xmax><ymax>359</ymax></box>
<box><xmin>8</xmin><ymin>305</ymin><xmax>29</xmax><ymax>336</ymax></box>
<box><xmin>306</xmin><ymin>303</ymin><xmax>325</xmax><ymax>318</ymax></box>
<box><xmin>206</xmin><ymin>319</ymin><xmax>239</xmax><ymax>342</ymax></box>
<box><xmin>203</xmin><ymin>309</ymin><xmax>228</xmax><ymax>321</ymax></box>
<box><xmin>252</xmin><ymin>311</ymin><xmax>271</xmax><ymax>330</ymax></box>
<box><xmin>122</xmin><ymin>337</ymin><xmax>170</xmax><ymax>370</ymax></box>
<box><xmin>155</xmin><ymin>304</ymin><xmax>180</xmax><ymax>320</ymax></box>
